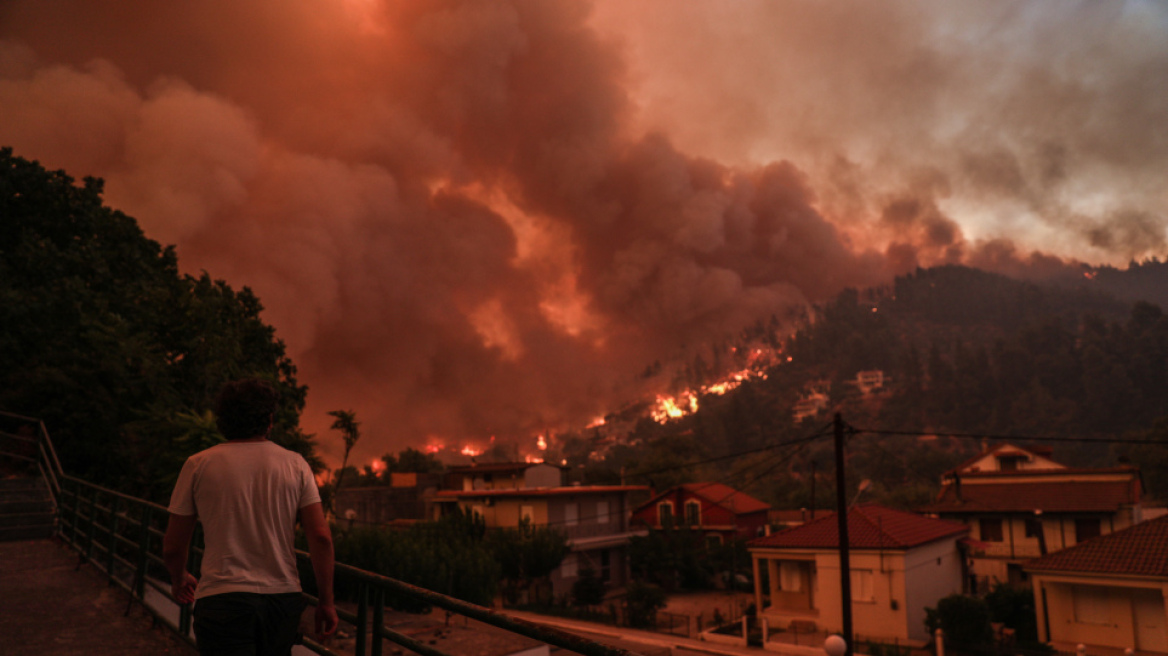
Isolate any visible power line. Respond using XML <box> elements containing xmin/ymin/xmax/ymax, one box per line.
<box><xmin>622</xmin><ymin>422</ymin><xmax>832</xmax><ymax>480</ymax></box>
<box><xmin>847</xmin><ymin>425</ymin><xmax>1163</xmax><ymax>445</ymax></box>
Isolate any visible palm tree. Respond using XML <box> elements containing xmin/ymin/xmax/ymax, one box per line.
<box><xmin>327</xmin><ymin>410</ymin><xmax>360</xmax><ymax>513</ymax></box>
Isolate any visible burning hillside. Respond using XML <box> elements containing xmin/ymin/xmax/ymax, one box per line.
<box><xmin>1</xmin><ymin>1</ymin><xmax>1164</xmax><ymax>467</ymax></box>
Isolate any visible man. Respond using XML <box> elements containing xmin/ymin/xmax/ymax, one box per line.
<box><xmin>163</xmin><ymin>379</ymin><xmax>338</xmax><ymax>655</ymax></box>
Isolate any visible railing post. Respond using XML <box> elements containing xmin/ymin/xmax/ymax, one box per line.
<box><xmin>85</xmin><ymin>486</ymin><xmax>99</xmax><ymax>559</ymax></box>
<box><xmin>136</xmin><ymin>506</ymin><xmax>153</xmax><ymax>600</ymax></box>
<box><xmin>371</xmin><ymin>586</ymin><xmax>384</xmax><ymax>656</ymax></box>
<box><xmin>70</xmin><ymin>478</ymin><xmax>82</xmax><ymax>546</ymax></box>
<box><xmin>355</xmin><ymin>580</ymin><xmax>368</xmax><ymax>656</ymax></box>
<box><xmin>107</xmin><ymin>496</ymin><xmax>121</xmax><ymax>584</ymax></box>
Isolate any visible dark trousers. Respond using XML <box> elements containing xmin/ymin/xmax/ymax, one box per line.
<box><xmin>193</xmin><ymin>592</ymin><xmax>306</xmax><ymax>656</ymax></box>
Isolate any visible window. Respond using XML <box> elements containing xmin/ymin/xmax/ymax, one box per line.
<box><xmin>706</xmin><ymin>534</ymin><xmax>723</xmax><ymax>549</ymax></box>
<box><xmin>565</xmin><ymin>503</ymin><xmax>578</xmax><ymax>526</ymax></box>
<box><xmin>1075</xmin><ymin>518</ymin><xmax>1101</xmax><ymax>543</ymax></box>
<box><xmin>685</xmin><ymin>500</ymin><xmax>702</xmax><ymax>526</ymax></box>
<box><xmin>520</xmin><ymin>505</ymin><xmax>534</xmax><ymax>524</ymax></box>
<box><xmin>850</xmin><ymin>569</ymin><xmax>874</xmax><ymax>602</ymax></box>
<box><xmin>979</xmin><ymin>518</ymin><xmax>1004</xmax><ymax>542</ymax></box>
<box><xmin>561</xmin><ymin>553</ymin><xmax>578</xmax><ymax>578</ymax></box>
<box><xmin>1024</xmin><ymin>518</ymin><xmax>1042</xmax><ymax>538</ymax></box>
<box><xmin>658</xmin><ymin>501</ymin><xmax>674</xmax><ymax>526</ymax></box>
<box><xmin>780</xmin><ymin>562</ymin><xmax>803</xmax><ymax>592</ymax></box>
<box><xmin>597</xmin><ymin>501</ymin><xmax>610</xmax><ymax>524</ymax></box>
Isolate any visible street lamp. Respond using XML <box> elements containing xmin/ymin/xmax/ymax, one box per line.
<box><xmin>825</xmin><ymin>634</ymin><xmax>848</xmax><ymax>656</ymax></box>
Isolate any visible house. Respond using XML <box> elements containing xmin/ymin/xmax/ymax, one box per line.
<box><xmin>793</xmin><ymin>393</ymin><xmax>830</xmax><ymax>422</ymax></box>
<box><xmin>444</xmin><ymin>462</ymin><xmax>566</xmax><ymax>492</ymax></box>
<box><xmin>1025</xmin><ymin>514</ymin><xmax>1168</xmax><ymax>655</ymax></box>
<box><xmin>853</xmin><ymin>370</ymin><xmax>886</xmax><ymax>396</ymax></box>
<box><xmin>434</xmin><ymin>485</ymin><xmax>650</xmax><ymax>598</ymax></box>
<box><xmin>922</xmin><ymin>443</ymin><xmax>1143</xmax><ymax>590</ymax></box>
<box><xmin>630</xmin><ymin>482</ymin><xmax>771</xmax><ymax>543</ymax></box>
<box><xmin>334</xmin><ymin>472</ymin><xmax>442</xmax><ymax>526</ymax></box>
<box><xmin>749</xmin><ymin>504</ymin><xmax>969</xmax><ymax>646</ymax></box>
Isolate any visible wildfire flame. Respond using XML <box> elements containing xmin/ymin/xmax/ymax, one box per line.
<box><xmin>524</xmin><ymin>454</ymin><xmax>544</xmax><ymax>464</ymax></box>
<box><xmin>461</xmin><ymin>444</ymin><xmax>482</xmax><ymax>457</ymax></box>
<box><xmin>536</xmin><ymin>434</ymin><xmax>548</xmax><ymax>450</ymax></box>
<box><xmin>649</xmin><ymin>346</ymin><xmax>785</xmax><ymax>424</ymax></box>
<box><xmin>369</xmin><ymin>458</ymin><xmax>386</xmax><ymax>475</ymax></box>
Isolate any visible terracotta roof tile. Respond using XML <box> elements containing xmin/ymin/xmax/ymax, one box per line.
<box><xmin>1025</xmin><ymin>514</ymin><xmax>1168</xmax><ymax>577</ymax></box>
<box><xmin>681</xmin><ymin>482</ymin><xmax>771</xmax><ymax>514</ymax></box>
<box><xmin>924</xmin><ymin>478</ymin><xmax>1139</xmax><ymax>514</ymax></box>
<box><xmin>749</xmin><ymin>504</ymin><xmax>967</xmax><ymax>550</ymax></box>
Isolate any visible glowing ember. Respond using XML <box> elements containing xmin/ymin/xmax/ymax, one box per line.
<box><xmin>536</xmin><ymin>434</ymin><xmax>548</xmax><ymax>450</ymax></box>
<box><xmin>1084</xmin><ymin>271</ymin><xmax>1098</xmax><ymax>279</ymax></box>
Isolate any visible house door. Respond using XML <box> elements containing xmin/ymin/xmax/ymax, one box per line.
<box><xmin>1132</xmin><ymin>588</ymin><xmax>1167</xmax><ymax>654</ymax></box>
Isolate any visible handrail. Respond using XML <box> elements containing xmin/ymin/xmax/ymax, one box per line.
<box><xmin>1</xmin><ymin>411</ymin><xmax>644</xmax><ymax>656</ymax></box>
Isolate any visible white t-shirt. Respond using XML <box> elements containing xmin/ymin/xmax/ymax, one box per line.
<box><xmin>168</xmin><ymin>440</ymin><xmax>321</xmax><ymax>599</ymax></box>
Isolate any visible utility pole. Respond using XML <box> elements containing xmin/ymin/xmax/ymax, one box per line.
<box><xmin>833</xmin><ymin>413</ymin><xmax>854</xmax><ymax>656</ymax></box>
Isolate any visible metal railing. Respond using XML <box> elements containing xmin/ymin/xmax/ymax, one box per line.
<box><xmin>0</xmin><ymin>411</ymin><xmax>644</xmax><ymax>656</ymax></box>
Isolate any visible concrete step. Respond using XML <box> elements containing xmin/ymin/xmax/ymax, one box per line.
<box><xmin>0</xmin><ymin>512</ymin><xmax>56</xmax><ymax>529</ymax></box>
<box><xmin>0</xmin><ymin>523</ymin><xmax>56</xmax><ymax>542</ymax></box>
<box><xmin>0</xmin><ymin>476</ymin><xmax>49</xmax><ymax>490</ymax></box>
<box><xmin>0</xmin><ymin>499</ymin><xmax>55</xmax><ymax>514</ymax></box>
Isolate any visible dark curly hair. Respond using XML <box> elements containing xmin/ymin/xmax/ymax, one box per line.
<box><xmin>215</xmin><ymin>378</ymin><xmax>278</xmax><ymax>441</ymax></box>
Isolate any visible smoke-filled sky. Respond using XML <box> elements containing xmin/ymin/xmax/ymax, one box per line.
<box><xmin>2</xmin><ymin>1</ymin><xmax>1166</xmax><ymax>466</ymax></box>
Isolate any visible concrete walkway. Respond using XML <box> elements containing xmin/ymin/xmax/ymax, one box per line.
<box><xmin>0</xmin><ymin>538</ymin><xmax>195</xmax><ymax>656</ymax></box>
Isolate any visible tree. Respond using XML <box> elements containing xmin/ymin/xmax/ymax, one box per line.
<box><xmin>0</xmin><ymin>148</ymin><xmax>319</xmax><ymax>499</ymax></box>
<box><xmin>625</xmin><ymin>581</ymin><xmax>667</xmax><ymax>628</ymax></box>
<box><xmin>484</xmin><ymin>519</ymin><xmax>570</xmax><ymax>604</ymax></box>
<box><xmin>328</xmin><ymin>409</ymin><xmax>361</xmax><ymax>507</ymax></box>
<box><xmin>926</xmin><ymin>594</ymin><xmax>993</xmax><ymax>649</ymax></box>
<box><xmin>572</xmin><ymin>567</ymin><xmax>607</xmax><ymax>607</ymax></box>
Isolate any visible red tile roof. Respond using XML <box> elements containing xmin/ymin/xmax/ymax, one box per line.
<box><xmin>924</xmin><ymin>477</ymin><xmax>1140</xmax><ymax>514</ymax></box>
<box><xmin>1025</xmin><ymin>514</ymin><xmax>1168</xmax><ymax>577</ymax></box>
<box><xmin>434</xmin><ymin>485</ymin><xmax>649</xmax><ymax>499</ymax></box>
<box><xmin>680</xmin><ymin>482</ymin><xmax>771</xmax><ymax>514</ymax></box>
<box><xmin>749</xmin><ymin>504</ymin><xmax>968</xmax><ymax>550</ymax></box>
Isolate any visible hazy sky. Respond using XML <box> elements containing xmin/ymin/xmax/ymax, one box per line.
<box><xmin>2</xmin><ymin>0</ymin><xmax>1165</xmax><ymax>466</ymax></box>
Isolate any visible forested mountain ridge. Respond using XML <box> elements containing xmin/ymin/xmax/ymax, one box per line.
<box><xmin>564</xmin><ymin>264</ymin><xmax>1168</xmax><ymax>508</ymax></box>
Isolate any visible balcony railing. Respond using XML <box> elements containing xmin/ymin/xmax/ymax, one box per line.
<box><xmin>0</xmin><ymin>412</ymin><xmax>644</xmax><ymax>656</ymax></box>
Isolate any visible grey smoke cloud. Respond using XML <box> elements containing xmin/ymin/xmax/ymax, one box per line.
<box><xmin>1</xmin><ymin>0</ymin><xmax>1164</xmax><ymax>465</ymax></box>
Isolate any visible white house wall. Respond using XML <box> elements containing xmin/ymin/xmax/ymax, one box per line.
<box><xmin>902</xmin><ymin>538</ymin><xmax>965</xmax><ymax>643</ymax></box>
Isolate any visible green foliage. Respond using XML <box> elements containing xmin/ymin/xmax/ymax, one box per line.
<box><xmin>327</xmin><ymin>410</ymin><xmax>361</xmax><ymax>506</ymax></box>
<box><xmin>629</xmin><ymin>525</ymin><xmax>723</xmax><ymax>590</ymax></box>
<box><xmin>484</xmin><ymin>519</ymin><xmax>570</xmax><ymax>603</ymax></box>
<box><xmin>0</xmin><ymin>148</ymin><xmax>318</xmax><ymax>500</ymax></box>
<box><xmin>571</xmin><ymin>566</ymin><xmax>607</xmax><ymax>607</ymax></box>
<box><xmin>984</xmin><ymin>583</ymin><xmax>1038</xmax><ymax>642</ymax></box>
<box><xmin>332</xmin><ymin>508</ymin><xmax>498</xmax><ymax>610</ymax></box>
<box><xmin>926</xmin><ymin>594</ymin><xmax>993</xmax><ymax>648</ymax></box>
<box><xmin>624</xmin><ymin>580</ymin><xmax>667</xmax><ymax>628</ymax></box>
<box><xmin>384</xmin><ymin>447</ymin><xmax>444</xmax><ymax>474</ymax></box>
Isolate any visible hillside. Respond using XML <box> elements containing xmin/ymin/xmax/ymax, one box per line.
<box><xmin>556</xmin><ymin>264</ymin><xmax>1168</xmax><ymax>509</ymax></box>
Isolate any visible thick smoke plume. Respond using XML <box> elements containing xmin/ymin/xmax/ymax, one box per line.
<box><xmin>2</xmin><ymin>1</ymin><xmax>1165</xmax><ymax>464</ymax></box>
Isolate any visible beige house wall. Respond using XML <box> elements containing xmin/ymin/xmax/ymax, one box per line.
<box><xmin>1031</xmin><ymin>573</ymin><xmax>1168</xmax><ymax>654</ymax></box>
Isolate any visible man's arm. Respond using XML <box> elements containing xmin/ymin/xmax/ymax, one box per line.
<box><xmin>162</xmin><ymin>513</ymin><xmax>199</xmax><ymax>604</ymax></box>
<box><xmin>299</xmin><ymin>502</ymin><xmax>338</xmax><ymax>641</ymax></box>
